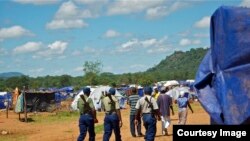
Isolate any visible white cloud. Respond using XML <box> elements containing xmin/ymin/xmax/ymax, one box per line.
<box><xmin>147</xmin><ymin>47</ymin><xmax>169</xmax><ymax>54</ymax></box>
<box><xmin>13</xmin><ymin>0</ymin><xmax>60</xmax><ymax>5</ymax></box>
<box><xmin>141</xmin><ymin>38</ymin><xmax>157</xmax><ymax>47</ymax></box>
<box><xmin>29</xmin><ymin>68</ymin><xmax>44</xmax><ymax>73</ymax></box>
<box><xmin>13</xmin><ymin>42</ymin><xmax>42</xmax><ymax>54</ymax></box>
<box><xmin>118</xmin><ymin>39</ymin><xmax>139</xmax><ymax>52</ymax></box>
<box><xmin>179</xmin><ymin>38</ymin><xmax>191</xmax><ymax>46</ymax></box>
<box><xmin>146</xmin><ymin>2</ymin><xmax>189</xmax><ymax>19</ymax></box>
<box><xmin>107</xmin><ymin>0</ymin><xmax>164</xmax><ymax>15</ymax></box>
<box><xmin>192</xmin><ymin>40</ymin><xmax>201</xmax><ymax>45</ymax></box>
<box><xmin>55</xmin><ymin>1</ymin><xmax>79</xmax><ymax>20</ymax></box>
<box><xmin>0</xmin><ymin>60</ymin><xmax>4</xmax><ymax>64</ymax></box>
<box><xmin>117</xmin><ymin>36</ymin><xmax>170</xmax><ymax>53</ymax></box>
<box><xmin>194</xmin><ymin>16</ymin><xmax>210</xmax><ymax>28</ymax></box>
<box><xmin>239</xmin><ymin>0</ymin><xmax>250</xmax><ymax>7</ymax></box>
<box><xmin>46</xmin><ymin>19</ymin><xmax>88</xmax><ymax>30</ymax></box>
<box><xmin>55</xmin><ymin>1</ymin><xmax>96</xmax><ymax>19</ymax></box>
<box><xmin>193</xmin><ymin>33</ymin><xmax>209</xmax><ymax>38</ymax></box>
<box><xmin>179</xmin><ymin>38</ymin><xmax>201</xmax><ymax>46</ymax></box>
<box><xmin>146</xmin><ymin>6</ymin><xmax>169</xmax><ymax>19</ymax></box>
<box><xmin>0</xmin><ymin>26</ymin><xmax>33</xmax><ymax>40</ymax></box>
<box><xmin>37</xmin><ymin>41</ymin><xmax>68</xmax><ymax>57</ymax></box>
<box><xmin>74</xmin><ymin>66</ymin><xmax>83</xmax><ymax>72</ymax></box>
<box><xmin>74</xmin><ymin>0</ymin><xmax>108</xmax><ymax>5</ymax></box>
<box><xmin>47</xmin><ymin>1</ymin><xmax>94</xmax><ymax>30</ymax></box>
<box><xmin>103</xmin><ymin>29</ymin><xmax>120</xmax><ymax>38</ymax></box>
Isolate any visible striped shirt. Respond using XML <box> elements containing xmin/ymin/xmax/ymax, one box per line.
<box><xmin>128</xmin><ymin>94</ymin><xmax>140</xmax><ymax>115</ymax></box>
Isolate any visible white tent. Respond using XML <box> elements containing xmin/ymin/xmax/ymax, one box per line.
<box><xmin>71</xmin><ymin>87</ymin><xmax>95</xmax><ymax>111</ymax></box>
<box><xmin>166</xmin><ymin>86</ymin><xmax>192</xmax><ymax>100</ymax></box>
<box><xmin>71</xmin><ymin>86</ymin><xmax>124</xmax><ymax>111</ymax></box>
<box><xmin>89</xmin><ymin>86</ymin><xmax>124</xmax><ymax>111</ymax></box>
<box><xmin>164</xmin><ymin>80</ymin><xmax>179</xmax><ymax>87</ymax></box>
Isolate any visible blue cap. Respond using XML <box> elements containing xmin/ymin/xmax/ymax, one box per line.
<box><xmin>144</xmin><ymin>86</ymin><xmax>153</xmax><ymax>95</ymax></box>
<box><xmin>83</xmin><ymin>87</ymin><xmax>91</xmax><ymax>94</ymax></box>
<box><xmin>108</xmin><ymin>88</ymin><xmax>116</xmax><ymax>95</ymax></box>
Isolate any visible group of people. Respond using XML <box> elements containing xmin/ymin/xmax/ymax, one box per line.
<box><xmin>77</xmin><ymin>87</ymin><xmax>122</xmax><ymax>141</ymax></box>
<box><xmin>76</xmin><ymin>85</ymin><xmax>194</xmax><ymax>141</ymax></box>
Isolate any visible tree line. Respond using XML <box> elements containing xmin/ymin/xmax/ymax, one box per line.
<box><xmin>0</xmin><ymin>47</ymin><xmax>209</xmax><ymax>92</ymax></box>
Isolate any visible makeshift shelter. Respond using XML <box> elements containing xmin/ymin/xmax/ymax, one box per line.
<box><xmin>24</xmin><ymin>91</ymin><xmax>56</xmax><ymax>112</ymax></box>
<box><xmin>194</xmin><ymin>6</ymin><xmax>250</xmax><ymax>124</ymax></box>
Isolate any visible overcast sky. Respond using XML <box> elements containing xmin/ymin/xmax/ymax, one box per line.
<box><xmin>0</xmin><ymin>0</ymin><xmax>248</xmax><ymax>77</ymax></box>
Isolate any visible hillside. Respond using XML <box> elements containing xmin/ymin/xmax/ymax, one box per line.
<box><xmin>146</xmin><ymin>47</ymin><xmax>209</xmax><ymax>80</ymax></box>
<box><xmin>0</xmin><ymin>72</ymin><xmax>24</xmax><ymax>79</ymax></box>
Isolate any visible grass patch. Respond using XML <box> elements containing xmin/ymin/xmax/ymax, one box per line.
<box><xmin>30</xmin><ymin>111</ymin><xmax>79</xmax><ymax>124</ymax></box>
<box><xmin>95</xmin><ymin>124</ymin><xmax>104</xmax><ymax>134</ymax></box>
<box><xmin>0</xmin><ymin>134</ymin><xmax>27</xmax><ymax>141</ymax></box>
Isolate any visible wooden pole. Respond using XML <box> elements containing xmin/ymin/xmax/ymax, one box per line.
<box><xmin>6</xmin><ymin>100</ymin><xmax>9</xmax><ymax>118</ymax></box>
<box><xmin>23</xmin><ymin>86</ymin><xmax>27</xmax><ymax>122</ymax></box>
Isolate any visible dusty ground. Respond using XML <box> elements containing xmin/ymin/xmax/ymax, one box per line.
<box><xmin>0</xmin><ymin>101</ymin><xmax>209</xmax><ymax>141</ymax></box>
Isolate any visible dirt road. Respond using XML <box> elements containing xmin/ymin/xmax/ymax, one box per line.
<box><xmin>0</xmin><ymin>102</ymin><xmax>209</xmax><ymax>141</ymax></box>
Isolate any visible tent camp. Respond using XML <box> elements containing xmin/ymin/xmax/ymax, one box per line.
<box><xmin>71</xmin><ymin>86</ymin><xmax>124</xmax><ymax>111</ymax></box>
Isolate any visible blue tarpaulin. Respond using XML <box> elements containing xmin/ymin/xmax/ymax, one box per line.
<box><xmin>0</xmin><ymin>92</ymin><xmax>12</xmax><ymax>109</ymax></box>
<box><xmin>194</xmin><ymin>6</ymin><xmax>250</xmax><ymax>124</ymax></box>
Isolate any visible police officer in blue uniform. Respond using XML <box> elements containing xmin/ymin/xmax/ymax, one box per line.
<box><xmin>134</xmin><ymin>86</ymin><xmax>161</xmax><ymax>141</ymax></box>
<box><xmin>77</xmin><ymin>87</ymin><xmax>98</xmax><ymax>141</ymax></box>
<box><xmin>102</xmin><ymin>87</ymin><xmax>123</xmax><ymax>141</ymax></box>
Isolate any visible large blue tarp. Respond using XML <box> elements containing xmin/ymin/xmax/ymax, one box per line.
<box><xmin>194</xmin><ymin>6</ymin><xmax>250</xmax><ymax>124</ymax></box>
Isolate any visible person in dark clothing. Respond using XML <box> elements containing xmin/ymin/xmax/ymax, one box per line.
<box><xmin>128</xmin><ymin>87</ymin><xmax>143</xmax><ymax>137</ymax></box>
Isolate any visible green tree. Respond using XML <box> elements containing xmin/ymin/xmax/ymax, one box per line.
<box><xmin>83</xmin><ymin>61</ymin><xmax>102</xmax><ymax>85</ymax></box>
<box><xmin>60</xmin><ymin>75</ymin><xmax>72</xmax><ymax>87</ymax></box>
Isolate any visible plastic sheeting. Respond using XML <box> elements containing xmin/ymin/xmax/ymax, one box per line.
<box><xmin>0</xmin><ymin>92</ymin><xmax>12</xmax><ymax>109</ymax></box>
<box><xmin>194</xmin><ymin>6</ymin><xmax>250</xmax><ymax>124</ymax></box>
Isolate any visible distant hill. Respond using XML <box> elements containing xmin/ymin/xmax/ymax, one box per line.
<box><xmin>146</xmin><ymin>47</ymin><xmax>209</xmax><ymax>80</ymax></box>
<box><xmin>0</xmin><ymin>72</ymin><xmax>24</xmax><ymax>79</ymax></box>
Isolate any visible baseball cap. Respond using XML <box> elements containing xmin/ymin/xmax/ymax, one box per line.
<box><xmin>83</xmin><ymin>87</ymin><xmax>91</xmax><ymax>94</ymax></box>
<box><xmin>144</xmin><ymin>86</ymin><xmax>153</xmax><ymax>95</ymax></box>
<box><xmin>108</xmin><ymin>87</ymin><xmax>116</xmax><ymax>95</ymax></box>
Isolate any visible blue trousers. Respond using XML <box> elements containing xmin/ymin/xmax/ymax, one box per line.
<box><xmin>130</xmin><ymin>115</ymin><xmax>142</xmax><ymax>136</ymax></box>
<box><xmin>103</xmin><ymin>114</ymin><xmax>121</xmax><ymax>141</ymax></box>
<box><xmin>142</xmin><ymin>114</ymin><xmax>156</xmax><ymax>141</ymax></box>
<box><xmin>77</xmin><ymin>114</ymin><xmax>95</xmax><ymax>141</ymax></box>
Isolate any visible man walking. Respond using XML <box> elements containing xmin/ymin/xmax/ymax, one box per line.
<box><xmin>77</xmin><ymin>87</ymin><xmax>98</xmax><ymax>141</ymax></box>
<box><xmin>128</xmin><ymin>87</ymin><xmax>143</xmax><ymax>137</ymax></box>
<box><xmin>157</xmin><ymin>86</ymin><xmax>174</xmax><ymax>136</ymax></box>
<box><xmin>175</xmin><ymin>91</ymin><xmax>194</xmax><ymax>124</ymax></box>
<box><xmin>134</xmin><ymin>86</ymin><xmax>161</xmax><ymax>141</ymax></box>
<box><xmin>102</xmin><ymin>87</ymin><xmax>123</xmax><ymax>141</ymax></box>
